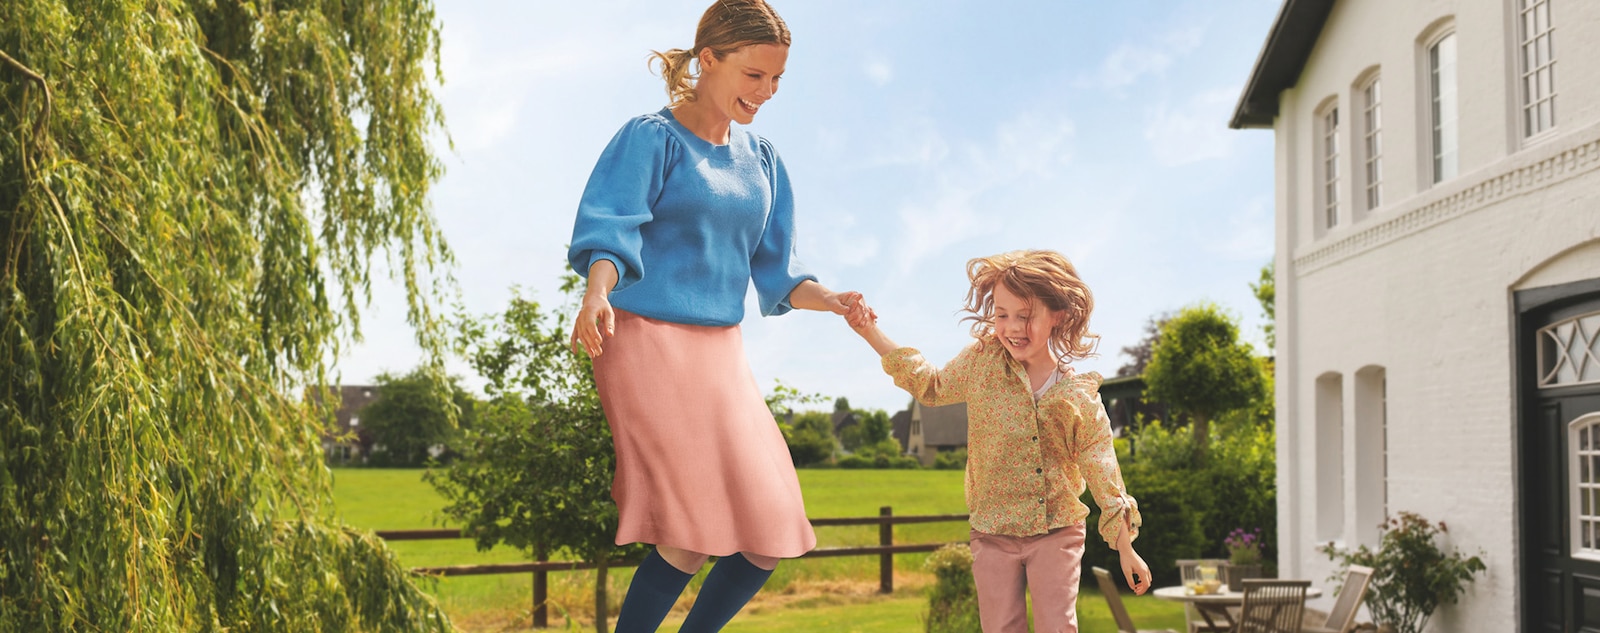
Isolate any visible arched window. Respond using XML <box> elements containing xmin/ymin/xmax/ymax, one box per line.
<box><xmin>1570</xmin><ymin>413</ymin><xmax>1600</xmax><ymax>560</ymax></box>
<box><xmin>1315</xmin><ymin>98</ymin><xmax>1342</xmax><ymax>234</ymax></box>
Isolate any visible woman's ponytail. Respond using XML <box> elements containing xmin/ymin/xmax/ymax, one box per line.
<box><xmin>649</xmin><ymin>48</ymin><xmax>699</xmax><ymax>107</ymax></box>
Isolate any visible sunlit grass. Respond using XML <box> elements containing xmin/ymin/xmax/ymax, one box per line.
<box><xmin>332</xmin><ymin>468</ymin><xmax>1186</xmax><ymax>632</ymax></box>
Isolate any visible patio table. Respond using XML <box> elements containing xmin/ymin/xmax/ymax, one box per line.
<box><xmin>1151</xmin><ymin>584</ymin><xmax>1323</xmax><ymax>630</ymax></box>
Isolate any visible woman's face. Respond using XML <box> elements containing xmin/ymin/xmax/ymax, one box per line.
<box><xmin>991</xmin><ymin>283</ymin><xmax>1063</xmax><ymax>369</ymax></box>
<box><xmin>698</xmin><ymin>43</ymin><xmax>788</xmax><ymax>126</ymax></box>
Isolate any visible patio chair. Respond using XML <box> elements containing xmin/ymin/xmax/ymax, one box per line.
<box><xmin>1236</xmin><ymin>579</ymin><xmax>1312</xmax><ymax>633</ymax></box>
<box><xmin>1302</xmin><ymin>565</ymin><xmax>1374</xmax><ymax>633</ymax></box>
<box><xmin>1093</xmin><ymin>566</ymin><xmax>1179</xmax><ymax>633</ymax></box>
<box><xmin>1175</xmin><ymin>559</ymin><xmax>1232</xmax><ymax>633</ymax></box>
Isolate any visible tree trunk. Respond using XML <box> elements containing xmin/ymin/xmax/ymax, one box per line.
<box><xmin>1193</xmin><ymin>412</ymin><xmax>1211</xmax><ymax>461</ymax></box>
<box><xmin>594</xmin><ymin>554</ymin><xmax>610</xmax><ymax>633</ymax></box>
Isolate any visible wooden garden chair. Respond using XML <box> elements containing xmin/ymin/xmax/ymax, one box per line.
<box><xmin>1235</xmin><ymin>579</ymin><xmax>1312</xmax><ymax>633</ymax></box>
<box><xmin>1301</xmin><ymin>565</ymin><xmax>1374</xmax><ymax>633</ymax></box>
<box><xmin>1175</xmin><ymin>558</ymin><xmax>1232</xmax><ymax>633</ymax></box>
<box><xmin>1093</xmin><ymin>566</ymin><xmax>1179</xmax><ymax>633</ymax></box>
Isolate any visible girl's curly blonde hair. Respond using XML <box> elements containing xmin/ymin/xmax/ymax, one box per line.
<box><xmin>960</xmin><ymin>250</ymin><xmax>1099</xmax><ymax>362</ymax></box>
<box><xmin>649</xmin><ymin>0</ymin><xmax>791</xmax><ymax>108</ymax></box>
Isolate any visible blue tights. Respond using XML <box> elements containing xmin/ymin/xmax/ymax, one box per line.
<box><xmin>613</xmin><ymin>550</ymin><xmax>774</xmax><ymax>633</ymax></box>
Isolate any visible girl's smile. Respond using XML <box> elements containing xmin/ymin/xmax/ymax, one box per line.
<box><xmin>991</xmin><ymin>282</ymin><xmax>1062</xmax><ymax>371</ymax></box>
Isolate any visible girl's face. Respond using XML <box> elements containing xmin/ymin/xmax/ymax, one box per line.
<box><xmin>991</xmin><ymin>283</ymin><xmax>1063</xmax><ymax>369</ymax></box>
<box><xmin>697</xmin><ymin>43</ymin><xmax>787</xmax><ymax>126</ymax></box>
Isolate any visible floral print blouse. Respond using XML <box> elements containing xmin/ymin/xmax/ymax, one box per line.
<box><xmin>883</xmin><ymin>337</ymin><xmax>1142</xmax><ymax>546</ymax></box>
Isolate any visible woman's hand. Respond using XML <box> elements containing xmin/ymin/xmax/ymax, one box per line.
<box><xmin>1119</xmin><ymin>546</ymin><xmax>1153</xmax><ymax>595</ymax></box>
<box><xmin>571</xmin><ymin>260</ymin><xmax>619</xmax><ymax>358</ymax></box>
<box><xmin>788</xmin><ymin>280</ymin><xmax>864</xmax><ymax>315</ymax></box>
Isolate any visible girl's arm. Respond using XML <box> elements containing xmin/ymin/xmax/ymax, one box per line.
<box><xmin>845</xmin><ymin>301</ymin><xmax>974</xmax><ymax>405</ymax></box>
<box><xmin>845</xmin><ymin>300</ymin><xmax>898</xmax><ymax>356</ymax></box>
<box><xmin>1115</xmin><ymin>514</ymin><xmax>1153</xmax><ymax>595</ymax></box>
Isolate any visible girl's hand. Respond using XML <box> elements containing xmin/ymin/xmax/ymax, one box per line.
<box><xmin>1119</xmin><ymin>547</ymin><xmax>1152</xmax><ymax>595</ymax></box>
<box><xmin>845</xmin><ymin>296</ymin><xmax>877</xmax><ymax>331</ymax></box>
<box><xmin>570</xmin><ymin>291</ymin><xmax>615</xmax><ymax>358</ymax></box>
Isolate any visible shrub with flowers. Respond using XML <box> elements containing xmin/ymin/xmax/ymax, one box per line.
<box><xmin>1225</xmin><ymin>527</ymin><xmax>1264</xmax><ymax>566</ymax></box>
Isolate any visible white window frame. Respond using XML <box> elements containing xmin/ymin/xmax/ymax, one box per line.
<box><xmin>1360</xmin><ymin>76</ymin><xmax>1383</xmax><ymax>212</ymax></box>
<box><xmin>1571</xmin><ymin>413</ymin><xmax>1600</xmax><ymax>562</ymax></box>
<box><xmin>1518</xmin><ymin>0</ymin><xmax>1557</xmax><ymax>140</ymax></box>
<box><xmin>1429</xmin><ymin>32</ymin><xmax>1459</xmax><ymax>184</ymax></box>
<box><xmin>1318</xmin><ymin>102</ymin><xmax>1341</xmax><ymax>230</ymax></box>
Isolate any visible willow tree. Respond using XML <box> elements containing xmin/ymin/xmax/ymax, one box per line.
<box><xmin>2</xmin><ymin>2</ymin><xmax>456</xmax><ymax>631</ymax></box>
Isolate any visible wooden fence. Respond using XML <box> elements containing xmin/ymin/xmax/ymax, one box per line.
<box><xmin>376</xmin><ymin>506</ymin><xmax>968</xmax><ymax>628</ymax></box>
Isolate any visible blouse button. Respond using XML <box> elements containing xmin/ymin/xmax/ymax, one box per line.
<box><xmin>1038</xmin><ymin>498</ymin><xmax>1045</xmax><ymax>504</ymax></box>
<box><xmin>1036</xmin><ymin>468</ymin><xmax>1043</xmax><ymax>474</ymax></box>
<box><xmin>1032</xmin><ymin>436</ymin><xmax>1039</xmax><ymax>442</ymax></box>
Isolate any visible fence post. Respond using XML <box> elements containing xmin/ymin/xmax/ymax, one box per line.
<box><xmin>533</xmin><ymin>550</ymin><xmax>549</xmax><ymax>628</ymax></box>
<box><xmin>879</xmin><ymin>506</ymin><xmax>893</xmax><ymax>594</ymax></box>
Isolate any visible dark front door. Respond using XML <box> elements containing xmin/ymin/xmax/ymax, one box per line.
<box><xmin>1520</xmin><ymin>280</ymin><xmax>1600</xmax><ymax>633</ymax></box>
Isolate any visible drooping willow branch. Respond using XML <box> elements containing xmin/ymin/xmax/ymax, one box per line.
<box><xmin>0</xmin><ymin>48</ymin><xmax>52</xmax><ymax>139</ymax></box>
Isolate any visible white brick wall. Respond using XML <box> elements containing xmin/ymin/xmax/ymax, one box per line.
<box><xmin>1267</xmin><ymin>1</ymin><xmax>1600</xmax><ymax>630</ymax></box>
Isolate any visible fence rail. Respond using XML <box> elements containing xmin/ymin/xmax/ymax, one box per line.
<box><xmin>375</xmin><ymin>506</ymin><xmax>968</xmax><ymax>628</ymax></box>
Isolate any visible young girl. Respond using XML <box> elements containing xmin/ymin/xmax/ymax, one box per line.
<box><xmin>845</xmin><ymin>249</ymin><xmax>1151</xmax><ymax>633</ymax></box>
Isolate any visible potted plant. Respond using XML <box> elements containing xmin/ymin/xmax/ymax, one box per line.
<box><xmin>1224</xmin><ymin>527</ymin><xmax>1264</xmax><ymax>591</ymax></box>
<box><xmin>1320</xmin><ymin>511</ymin><xmax>1487</xmax><ymax>633</ymax></box>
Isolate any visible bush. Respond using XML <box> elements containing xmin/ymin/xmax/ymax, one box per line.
<box><xmin>1078</xmin><ymin>415</ymin><xmax>1279</xmax><ymax>589</ymax></box>
<box><xmin>924</xmin><ymin>544</ymin><xmax>981</xmax><ymax>633</ymax></box>
<box><xmin>933</xmin><ymin>447</ymin><xmax>968</xmax><ymax>470</ymax></box>
<box><xmin>1320</xmin><ymin>512</ymin><xmax>1486</xmax><ymax>633</ymax></box>
<box><xmin>1082</xmin><ymin>458</ymin><xmax>1210</xmax><ymax>589</ymax></box>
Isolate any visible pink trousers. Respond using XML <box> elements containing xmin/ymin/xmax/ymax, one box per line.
<box><xmin>969</xmin><ymin>524</ymin><xmax>1086</xmax><ymax>633</ymax></box>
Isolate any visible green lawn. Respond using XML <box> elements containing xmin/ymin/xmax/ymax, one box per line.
<box><xmin>331</xmin><ymin>468</ymin><xmax>1187</xmax><ymax>632</ymax></box>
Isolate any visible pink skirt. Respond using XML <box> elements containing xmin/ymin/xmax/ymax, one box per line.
<box><xmin>592</xmin><ymin>309</ymin><xmax>817</xmax><ymax>559</ymax></box>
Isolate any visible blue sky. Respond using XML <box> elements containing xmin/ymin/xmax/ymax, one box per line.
<box><xmin>337</xmin><ymin>0</ymin><xmax>1284</xmax><ymax>414</ymax></box>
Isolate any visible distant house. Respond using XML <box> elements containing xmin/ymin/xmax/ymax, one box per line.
<box><xmin>313</xmin><ymin>384</ymin><xmax>380</xmax><ymax>464</ymax></box>
<box><xmin>1098</xmin><ymin>374</ymin><xmax>1165</xmax><ymax>437</ymax></box>
<box><xmin>890</xmin><ymin>408</ymin><xmax>912</xmax><ymax>453</ymax></box>
<box><xmin>901</xmin><ymin>401</ymin><xmax>968</xmax><ymax>467</ymax></box>
<box><xmin>830</xmin><ymin>409</ymin><xmax>858</xmax><ymax>437</ymax></box>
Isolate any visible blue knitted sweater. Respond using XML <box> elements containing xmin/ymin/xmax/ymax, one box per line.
<box><xmin>568</xmin><ymin>108</ymin><xmax>816</xmax><ymax>326</ymax></box>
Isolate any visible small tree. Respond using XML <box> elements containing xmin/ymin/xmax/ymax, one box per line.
<box><xmin>785</xmin><ymin>411</ymin><xmax>837</xmax><ymax>467</ymax></box>
<box><xmin>427</xmin><ymin>278</ymin><xmax>644</xmax><ymax>633</ymax></box>
<box><xmin>1143</xmin><ymin>303</ymin><xmax>1264</xmax><ymax>455</ymax></box>
<box><xmin>1250</xmin><ymin>261</ymin><xmax>1276</xmax><ymax>352</ymax></box>
<box><xmin>363</xmin><ymin>368</ymin><xmax>474</xmax><ymax>467</ymax></box>
<box><xmin>1321</xmin><ymin>512</ymin><xmax>1487</xmax><ymax>633</ymax></box>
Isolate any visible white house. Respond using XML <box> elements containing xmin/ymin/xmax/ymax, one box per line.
<box><xmin>1231</xmin><ymin>1</ymin><xmax>1600</xmax><ymax>630</ymax></box>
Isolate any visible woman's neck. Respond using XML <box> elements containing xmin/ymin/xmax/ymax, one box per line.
<box><xmin>670</xmin><ymin>100</ymin><xmax>731</xmax><ymax>145</ymax></box>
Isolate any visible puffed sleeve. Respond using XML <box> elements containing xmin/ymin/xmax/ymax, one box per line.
<box><xmin>1069</xmin><ymin>371</ymin><xmax>1144</xmax><ymax>548</ymax></box>
<box><xmin>749</xmin><ymin>138</ymin><xmax>818</xmax><ymax>316</ymax></box>
<box><xmin>881</xmin><ymin>341</ymin><xmax>984</xmax><ymax>407</ymax></box>
<box><xmin>567</xmin><ymin>116</ymin><xmax>677</xmax><ymax>292</ymax></box>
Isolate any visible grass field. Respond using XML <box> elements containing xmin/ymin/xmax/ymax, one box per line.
<box><xmin>331</xmin><ymin>468</ymin><xmax>1187</xmax><ymax>632</ymax></box>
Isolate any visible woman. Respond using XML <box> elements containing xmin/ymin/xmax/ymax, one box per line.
<box><xmin>566</xmin><ymin>1</ymin><xmax>859</xmax><ymax>631</ymax></box>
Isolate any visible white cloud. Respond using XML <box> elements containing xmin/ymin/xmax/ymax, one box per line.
<box><xmin>888</xmin><ymin>108</ymin><xmax>1076</xmax><ymax>274</ymax></box>
<box><xmin>1144</xmin><ymin>88</ymin><xmax>1239</xmax><ymax>166</ymax></box>
<box><xmin>863</xmin><ymin>57</ymin><xmax>894</xmax><ymax>86</ymax></box>
<box><xmin>1080</xmin><ymin>24</ymin><xmax>1207</xmax><ymax>92</ymax></box>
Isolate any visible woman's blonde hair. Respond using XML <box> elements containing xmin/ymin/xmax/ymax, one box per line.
<box><xmin>961</xmin><ymin>250</ymin><xmax>1100</xmax><ymax>362</ymax></box>
<box><xmin>649</xmin><ymin>0</ymin><xmax>791</xmax><ymax>107</ymax></box>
